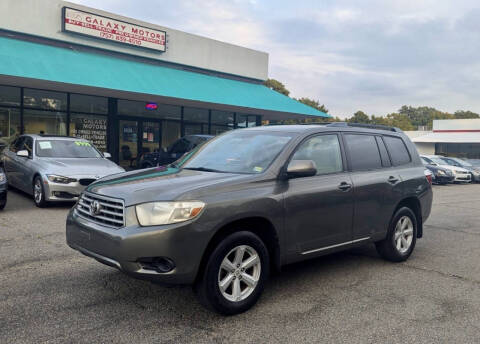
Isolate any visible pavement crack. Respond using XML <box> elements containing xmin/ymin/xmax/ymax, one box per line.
<box><xmin>402</xmin><ymin>263</ymin><xmax>480</xmax><ymax>285</ymax></box>
<box><xmin>424</xmin><ymin>224</ymin><xmax>480</xmax><ymax>236</ymax></box>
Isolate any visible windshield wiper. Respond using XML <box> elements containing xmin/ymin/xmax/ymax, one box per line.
<box><xmin>183</xmin><ymin>167</ymin><xmax>225</xmax><ymax>173</ymax></box>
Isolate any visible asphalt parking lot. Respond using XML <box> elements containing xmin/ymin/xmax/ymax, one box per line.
<box><xmin>1</xmin><ymin>184</ymin><xmax>480</xmax><ymax>344</ymax></box>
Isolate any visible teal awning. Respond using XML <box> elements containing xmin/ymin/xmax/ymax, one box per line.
<box><xmin>0</xmin><ymin>36</ymin><xmax>328</xmax><ymax>118</ymax></box>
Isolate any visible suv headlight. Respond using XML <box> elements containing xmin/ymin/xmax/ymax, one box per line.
<box><xmin>135</xmin><ymin>201</ymin><xmax>205</xmax><ymax>226</ymax></box>
<box><xmin>47</xmin><ymin>175</ymin><xmax>77</xmax><ymax>184</ymax></box>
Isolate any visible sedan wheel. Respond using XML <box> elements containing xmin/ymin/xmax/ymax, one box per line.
<box><xmin>33</xmin><ymin>177</ymin><xmax>47</xmax><ymax>208</ymax></box>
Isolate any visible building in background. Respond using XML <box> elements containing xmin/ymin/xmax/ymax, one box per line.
<box><xmin>0</xmin><ymin>0</ymin><xmax>327</xmax><ymax>168</ymax></box>
<box><xmin>405</xmin><ymin>119</ymin><xmax>480</xmax><ymax>158</ymax></box>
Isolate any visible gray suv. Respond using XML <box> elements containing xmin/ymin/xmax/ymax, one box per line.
<box><xmin>66</xmin><ymin>123</ymin><xmax>433</xmax><ymax>315</ymax></box>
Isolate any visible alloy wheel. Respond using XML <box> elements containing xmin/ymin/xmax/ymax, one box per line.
<box><xmin>394</xmin><ymin>216</ymin><xmax>414</xmax><ymax>254</ymax></box>
<box><xmin>34</xmin><ymin>179</ymin><xmax>42</xmax><ymax>204</ymax></box>
<box><xmin>218</xmin><ymin>245</ymin><xmax>261</xmax><ymax>302</ymax></box>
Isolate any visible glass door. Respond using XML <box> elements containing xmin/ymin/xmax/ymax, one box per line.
<box><xmin>141</xmin><ymin>121</ymin><xmax>161</xmax><ymax>156</ymax></box>
<box><xmin>119</xmin><ymin>120</ymin><xmax>138</xmax><ymax>169</ymax></box>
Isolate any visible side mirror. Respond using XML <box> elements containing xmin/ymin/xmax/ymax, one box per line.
<box><xmin>103</xmin><ymin>152</ymin><xmax>112</xmax><ymax>159</ymax></box>
<box><xmin>17</xmin><ymin>150</ymin><xmax>29</xmax><ymax>158</ymax></box>
<box><xmin>286</xmin><ymin>160</ymin><xmax>317</xmax><ymax>178</ymax></box>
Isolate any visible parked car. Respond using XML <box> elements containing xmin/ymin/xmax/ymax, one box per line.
<box><xmin>67</xmin><ymin>123</ymin><xmax>432</xmax><ymax>315</ymax></box>
<box><xmin>2</xmin><ymin>135</ymin><xmax>125</xmax><ymax>207</ymax></box>
<box><xmin>420</xmin><ymin>155</ymin><xmax>471</xmax><ymax>183</ymax></box>
<box><xmin>465</xmin><ymin>159</ymin><xmax>480</xmax><ymax>167</ymax></box>
<box><xmin>420</xmin><ymin>158</ymin><xmax>454</xmax><ymax>184</ymax></box>
<box><xmin>0</xmin><ymin>167</ymin><xmax>6</xmax><ymax>210</ymax></box>
<box><xmin>438</xmin><ymin>157</ymin><xmax>480</xmax><ymax>183</ymax></box>
<box><xmin>139</xmin><ymin>135</ymin><xmax>213</xmax><ymax>169</ymax></box>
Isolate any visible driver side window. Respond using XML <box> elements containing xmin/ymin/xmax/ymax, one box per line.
<box><xmin>291</xmin><ymin>134</ymin><xmax>343</xmax><ymax>175</ymax></box>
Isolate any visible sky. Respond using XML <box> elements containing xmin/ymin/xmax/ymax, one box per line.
<box><xmin>73</xmin><ymin>0</ymin><xmax>480</xmax><ymax>118</ymax></box>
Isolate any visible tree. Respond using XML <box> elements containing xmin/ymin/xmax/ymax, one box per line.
<box><xmin>454</xmin><ymin>110</ymin><xmax>480</xmax><ymax>119</ymax></box>
<box><xmin>296</xmin><ymin>97</ymin><xmax>328</xmax><ymax>113</ymax></box>
<box><xmin>348</xmin><ymin>111</ymin><xmax>370</xmax><ymax>124</ymax></box>
<box><xmin>264</xmin><ymin>79</ymin><xmax>290</xmax><ymax>97</ymax></box>
<box><xmin>385</xmin><ymin>113</ymin><xmax>415</xmax><ymax>131</ymax></box>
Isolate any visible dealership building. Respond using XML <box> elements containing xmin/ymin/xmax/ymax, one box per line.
<box><xmin>405</xmin><ymin>119</ymin><xmax>480</xmax><ymax>158</ymax></box>
<box><xmin>0</xmin><ymin>0</ymin><xmax>327</xmax><ymax>168</ymax></box>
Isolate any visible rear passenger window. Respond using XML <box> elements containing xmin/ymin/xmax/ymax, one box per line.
<box><xmin>383</xmin><ymin>136</ymin><xmax>411</xmax><ymax>166</ymax></box>
<box><xmin>376</xmin><ymin>136</ymin><xmax>391</xmax><ymax>167</ymax></box>
<box><xmin>291</xmin><ymin>134</ymin><xmax>343</xmax><ymax>175</ymax></box>
<box><xmin>344</xmin><ymin>134</ymin><xmax>382</xmax><ymax>171</ymax></box>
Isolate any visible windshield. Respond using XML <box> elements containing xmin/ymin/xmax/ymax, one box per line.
<box><xmin>35</xmin><ymin>140</ymin><xmax>102</xmax><ymax>158</ymax></box>
<box><xmin>430</xmin><ymin>157</ymin><xmax>448</xmax><ymax>165</ymax></box>
<box><xmin>452</xmin><ymin>158</ymin><xmax>472</xmax><ymax>166</ymax></box>
<box><xmin>182</xmin><ymin>130</ymin><xmax>293</xmax><ymax>174</ymax></box>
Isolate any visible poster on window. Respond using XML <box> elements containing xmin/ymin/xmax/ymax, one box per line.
<box><xmin>72</xmin><ymin>117</ymin><xmax>107</xmax><ymax>151</ymax></box>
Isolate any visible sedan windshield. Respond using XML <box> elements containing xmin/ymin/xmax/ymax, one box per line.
<box><xmin>35</xmin><ymin>140</ymin><xmax>102</xmax><ymax>158</ymax></box>
<box><xmin>430</xmin><ymin>157</ymin><xmax>449</xmax><ymax>165</ymax></box>
<box><xmin>182</xmin><ymin>130</ymin><xmax>293</xmax><ymax>174</ymax></box>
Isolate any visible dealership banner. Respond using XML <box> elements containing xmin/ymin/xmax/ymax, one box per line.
<box><xmin>62</xmin><ymin>7</ymin><xmax>166</xmax><ymax>52</ymax></box>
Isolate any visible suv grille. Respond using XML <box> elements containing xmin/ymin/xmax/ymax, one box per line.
<box><xmin>76</xmin><ymin>193</ymin><xmax>125</xmax><ymax>228</ymax></box>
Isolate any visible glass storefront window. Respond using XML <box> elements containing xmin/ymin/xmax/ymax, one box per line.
<box><xmin>184</xmin><ymin>107</ymin><xmax>208</xmax><ymax>123</ymax></box>
<box><xmin>162</xmin><ymin>121</ymin><xmax>181</xmax><ymax>150</ymax></box>
<box><xmin>237</xmin><ymin>114</ymin><xmax>259</xmax><ymax>128</ymax></box>
<box><xmin>211</xmin><ymin>125</ymin><xmax>230</xmax><ymax>135</ymax></box>
<box><xmin>24</xmin><ymin>110</ymin><xmax>67</xmax><ymax>136</ymax></box>
<box><xmin>0</xmin><ymin>108</ymin><xmax>21</xmax><ymax>153</ymax></box>
<box><xmin>0</xmin><ymin>86</ymin><xmax>21</xmax><ymax>107</ymax></box>
<box><xmin>70</xmin><ymin>114</ymin><xmax>108</xmax><ymax>151</ymax></box>
<box><xmin>184</xmin><ymin>123</ymin><xmax>206</xmax><ymax>135</ymax></box>
<box><xmin>23</xmin><ymin>89</ymin><xmax>67</xmax><ymax>111</ymax></box>
<box><xmin>211</xmin><ymin>110</ymin><xmax>234</xmax><ymax>126</ymax></box>
<box><xmin>70</xmin><ymin>94</ymin><xmax>108</xmax><ymax>114</ymax></box>
<box><xmin>118</xmin><ymin>100</ymin><xmax>181</xmax><ymax>120</ymax></box>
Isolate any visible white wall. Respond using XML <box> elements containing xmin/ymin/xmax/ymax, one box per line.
<box><xmin>414</xmin><ymin>142</ymin><xmax>435</xmax><ymax>155</ymax></box>
<box><xmin>433</xmin><ymin>119</ymin><xmax>480</xmax><ymax>131</ymax></box>
<box><xmin>0</xmin><ymin>0</ymin><xmax>269</xmax><ymax>80</ymax></box>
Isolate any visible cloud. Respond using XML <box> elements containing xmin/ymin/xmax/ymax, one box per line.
<box><xmin>72</xmin><ymin>0</ymin><xmax>480</xmax><ymax>117</ymax></box>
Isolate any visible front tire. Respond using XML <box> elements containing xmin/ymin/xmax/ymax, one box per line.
<box><xmin>33</xmin><ymin>176</ymin><xmax>47</xmax><ymax>208</ymax></box>
<box><xmin>0</xmin><ymin>195</ymin><xmax>6</xmax><ymax>210</ymax></box>
<box><xmin>376</xmin><ymin>207</ymin><xmax>417</xmax><ymax>262</ymax></box>
<box><xmin>195</xmin><ymin>231</ymin><xmax>269</xmax><ymax>315</ymax></box>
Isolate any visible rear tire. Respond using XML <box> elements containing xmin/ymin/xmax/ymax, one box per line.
<box><xmin>33</xmin><ymin>176</ymin><xmax>47</xmax><ymax>208</ymax></box>
<box><xmin>194</xmin><ymin>231</ymin><xmax>269</xmax><ymax>315</ymax></box>
<box><xmin>376</xmin><ymin>207</ymin><xmax>417</xmax><ymax>262</ymax></box>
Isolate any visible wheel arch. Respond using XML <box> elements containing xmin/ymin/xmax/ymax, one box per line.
<box><xmin>394</xmin><ymin>197</ymin><xmax>423</xmax><ymax>238</ymax></box>
<box><xmin>195</xmin><ymin>216</ymin><xmax>281</xmax><ymax>284</ymax></box>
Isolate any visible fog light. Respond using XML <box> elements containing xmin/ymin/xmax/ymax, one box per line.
<box><xmin>138</xmin><ymin>257</ymin><xmax>175</xmax><ymax>273</ymax></box>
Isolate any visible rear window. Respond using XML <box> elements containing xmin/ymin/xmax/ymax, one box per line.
<box><xmin>383</xmin><ymin>136</ymin><xmax>411</xmax><ymax>166</ymax></box>
<box><xmin>344</xmin><ymin>134</ymin><xmax>382</xmax><ymax>171</ymax></box>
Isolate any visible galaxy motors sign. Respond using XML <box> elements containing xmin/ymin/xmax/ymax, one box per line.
<box><xmin>62</xmin><ymin>7</ymin><xmax>166</xmax><ymax>52</ymax></box>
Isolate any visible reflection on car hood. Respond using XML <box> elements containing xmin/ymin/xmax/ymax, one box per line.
<box><xmin>87</xmin><ymin>167</ymin><xmax>252</xmax><ymax>206</ymax></box>
<box><xmin>39</xmin><ymin>158</ymin><xmax>124</xmax><ymax>177</ymax></box>
<box><xmin>438</xmin><ymin>164</ymin><xmax>469</xmax><ymax>173</ymax></box>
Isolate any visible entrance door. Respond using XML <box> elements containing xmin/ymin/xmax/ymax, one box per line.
<box><xmin>118</xmin><ymin>120</ymin><xmax>138</xmax><ymax>169</ymax></box>
<box><xmin>141</xmin><ymin>121</ymin><xmax>161</xmax><ymax>160</ymax></box>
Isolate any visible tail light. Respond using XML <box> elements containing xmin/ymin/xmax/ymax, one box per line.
<box><xmin>424</xmin><ymin>169</ymin><xmax>433</xmax><ymax>185</ymax></box>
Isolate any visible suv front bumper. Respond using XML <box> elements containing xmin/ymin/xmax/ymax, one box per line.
<box><xmin>66</xmin><ymin>208</ymin><xmax>209</xmax><ymax>284</ymax></box>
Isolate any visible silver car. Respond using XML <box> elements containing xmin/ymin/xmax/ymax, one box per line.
<box><xmin>2</xmin><ymin>135</ymin><xmax>124</xmax><ymax>207</ymax></box>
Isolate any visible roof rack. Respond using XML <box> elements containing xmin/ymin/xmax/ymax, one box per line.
<box><xmin>326</xmin><ymin>122</ymin><xmax>403</xmax><ymax>133</ymax></box>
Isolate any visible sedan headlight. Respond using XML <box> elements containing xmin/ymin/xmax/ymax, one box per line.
<box><xmin>135</xmin><ymin>201</ymin><xmax>205</xmax><ymax>226</ymax></box>
<box><xmin>47</xmin><ymin>175</ymin><xmax>77</xmax><ymax>184</ymax></box>
<box><xmin>0</xmin><ymin>173</ymin><xmax>5</xmax><ymax>183</ymax></box>
<box><xmin>436</xmin><ymin>170</ymin><xmax>446</xmax><ymax>176</ymax></box>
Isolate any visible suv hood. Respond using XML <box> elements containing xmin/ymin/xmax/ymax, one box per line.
<box><xmin>39</xmin><ymin>158</ymin><xmax>124</xmax><ymax>177</ymax></box>
<box><xmin>87</xmin><ymin>167</ymin><xmax>252</xmax><ymax>206</ymax></box>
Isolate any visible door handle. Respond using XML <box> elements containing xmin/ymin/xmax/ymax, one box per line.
<box><xmin>388</xmin><ymin>176</ymin><xmax>399</xmax><ymax>184</ymax></box>
<box><xmin>338</xmin><ymin>182</ymin><xmax>352</xmax><ymax>191</ymax></box>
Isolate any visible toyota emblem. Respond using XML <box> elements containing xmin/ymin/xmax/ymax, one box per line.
<box><xmin>90</xmin><ymin>200</ymin><xmax>102</xmax><ymax>216</ymax></box>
